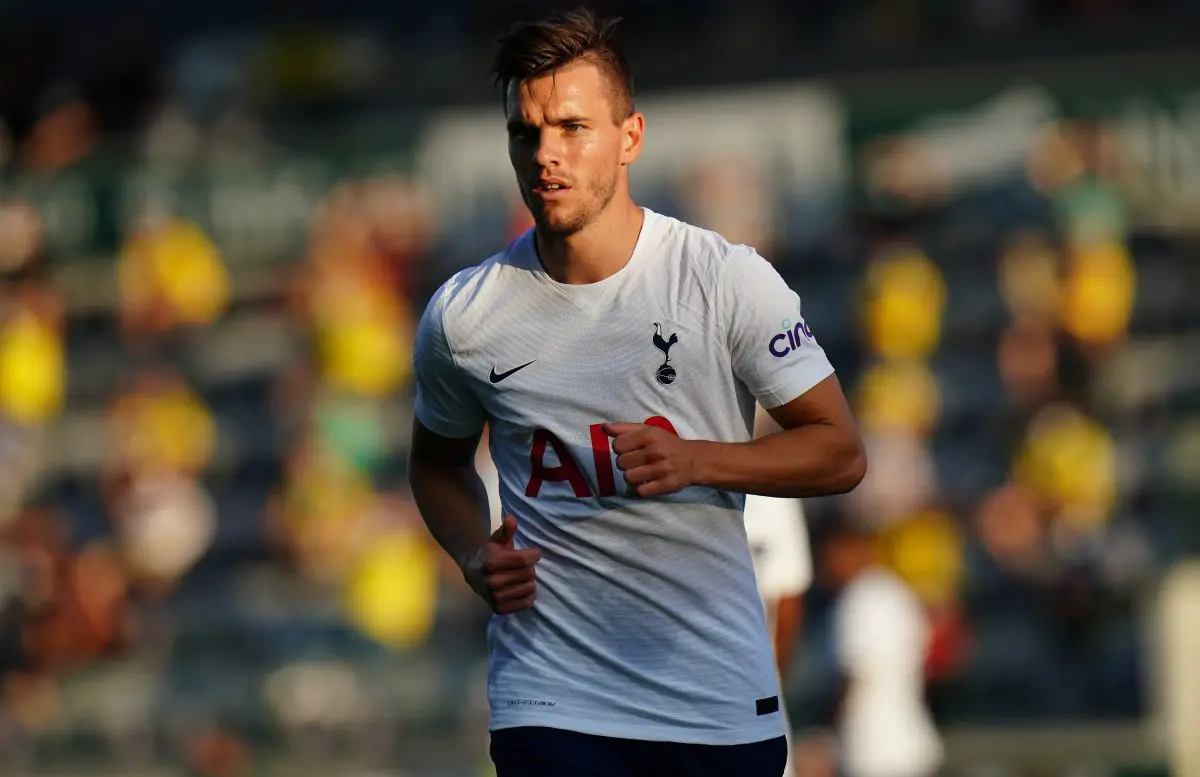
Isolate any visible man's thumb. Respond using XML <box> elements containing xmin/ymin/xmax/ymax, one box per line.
<box><xmin>490</xmin><ymin>515</ymin><xmax>517</xmax><ymax>548</ymax></box>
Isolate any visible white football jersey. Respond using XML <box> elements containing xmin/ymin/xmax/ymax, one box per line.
<box><xmin>413</xmin><ymin>208</ymin><xmax>835</xmax><ymax>745</ymax></box>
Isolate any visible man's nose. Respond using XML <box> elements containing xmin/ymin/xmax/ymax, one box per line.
<box><xmin>533</xmin><ymin>129</ymin><xmax>563</xmax><ymax>168</ymax></box>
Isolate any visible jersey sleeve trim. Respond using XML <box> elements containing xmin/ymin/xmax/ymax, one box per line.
<box><xmin>755</xmin><ymin>359</ymin><xmax>836</xmax><ymax>410</ymax></box>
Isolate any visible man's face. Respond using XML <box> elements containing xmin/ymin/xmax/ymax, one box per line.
<box><xmin>505</xmin><ymin>61</ymin><xmax>642</xmax><ymax>235</ymax></box>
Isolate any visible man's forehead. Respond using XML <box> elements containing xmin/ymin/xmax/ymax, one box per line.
<box><xmin>506</xmin><ymin>64</ymin><xmax>611</xmax><ymax>120</ymax></box>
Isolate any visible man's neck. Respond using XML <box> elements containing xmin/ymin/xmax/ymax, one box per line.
<box><xmin>535</xmin><ymin>200</ymin><xmax>645</xmax><ymax>285</ymax></box>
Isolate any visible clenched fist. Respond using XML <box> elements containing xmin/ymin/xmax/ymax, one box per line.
<box><xmin>604</xmin><ymin>421</ymin><xmax>701</xmax><ymax>498</ymax></box>
<box><xmin>462</xmin><ymin>516</ymin><xmax>541</xmax><ymax>615</ymax></box>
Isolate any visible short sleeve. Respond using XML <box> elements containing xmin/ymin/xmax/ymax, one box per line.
<box><xmin>721</xmin><ymin>247</ymin><xmax>835</xmax><ymax>409</ymax></box>
<box><xmin>412</xmin><ymin>284</ymin><xmax>487</xmax><ymax>438</ymax></box>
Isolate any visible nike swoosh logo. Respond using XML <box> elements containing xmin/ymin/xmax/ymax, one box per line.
<box><xmin>489</xmin><ymin>360</ymin><xmax>536</xmax><ymax>384</ymax></box>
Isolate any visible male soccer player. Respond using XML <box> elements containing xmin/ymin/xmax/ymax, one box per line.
<box><xmin>408</xmin><ymin>9</ymin><xmax>866</xmax><ymax>777</ymax></box>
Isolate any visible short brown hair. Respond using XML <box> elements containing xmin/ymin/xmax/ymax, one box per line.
<box><xmin>490</xmin><ymin>7</ymin><xmax>635</xmax><ymax>121</ymax></box>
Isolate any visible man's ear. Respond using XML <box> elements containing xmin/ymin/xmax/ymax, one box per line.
<box><xmin>620</xmin><ymin>112</ymin><xmax>645</xmax><ymax>166</ymax></box>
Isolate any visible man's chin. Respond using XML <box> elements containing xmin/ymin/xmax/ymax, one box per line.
<box><xmin>533</xmin><ymin>212</ymin><xmax>586</xmax><ymax>236</ymax></box>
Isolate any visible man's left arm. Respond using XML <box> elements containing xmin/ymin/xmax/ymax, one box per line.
<box><xmin>608</xmin><ymin>247</ymin><xmax>865</xmax><ymax>499</ymax></box>
<box><xmin>693</xmin><ymin>374</ymin><xmax>865</xmax><ymax>497</ymax></box>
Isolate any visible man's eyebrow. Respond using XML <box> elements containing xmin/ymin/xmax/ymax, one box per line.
<box><xmin>507</xmin><ymin>115</ymin><xmax>590</xmax><ymax>132</ymax></box>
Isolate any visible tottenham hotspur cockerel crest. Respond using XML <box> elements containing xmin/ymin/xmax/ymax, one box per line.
<box><xmin>652</xmin><ymin>323</ymin><xmax>679</xmax><ymax>385</ymax></box>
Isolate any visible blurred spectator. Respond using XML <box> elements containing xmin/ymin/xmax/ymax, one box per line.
<box><xmin>861</xmin><ymin>243</ymin><xmax>946</xmax><ymax>361</ymax></box>
<box><xmin>0</xmin><ymin>508</ymin><xmax>132</xmax><ymax>748</ymax></box>
<box><xmin>311</xmin><ymin>389</ymin><xmax>389</xmax><ymax>478</ymax></box>
<box><xmin>974</xmin><ymin>482</ymin><xmax>1053</xmax><ymax>580</ymax></box>
<box><xmin>883</xmin><ymin>510</ymin><xmax>964</xmax><ymax>615</ymax></box>
<box><xmin>268</xmin><ymin>437</ymin><xmax>378</xmax><ymax>586</ymax></box>
<box><xmin>1027</xmin><ymin>119</ymin><xmax>1137</xmax><ymax>356</ymax></box>
<box><xmin>17</xmin><ymin>92</ymin><xmax>97</xmax><ymax>174</ymax></box>
<box><xmin>1013</xmin><ymin>402</ymin><xmax>1117</xmax><ymax>542</ymax></box>
<box><xmin>0</xmin><ymin>211</ymin><xmax>63</xmax><ymax>528</ymax></box>
<box><xmin>997</xmin><ymin>314</ymin><xmax>1061</xmax><ymax>411</ymax></box>
<box><xmin>998</xmin><ymin>230</ymin><xmax>1062</xmax><ymax>321</ymax></box>
<box><xmin>0</xmin><ymin>203</ymin><xmax>63</xmax><ymax>431</ymax></box>
<box><xmin>881</xmin><ymin>511</ymin><xmax>971</xmax><ymax>684</ymax></box>
<box><xmin>104</xmin><ymin>467</ymin><xmax>216</xmax><ymax>598</ymax></box>
<box><xmin>359</xmin><ymin>176</ymin><xmax>437</xmax><ymax>299</ymax></box>
<box><xmin>107</xmin><ymin>369</ymin><xmax>217</xmax><ymax>478</ymax></box>
<box><xmin>1059</xmin><ymin>239</ymin><xmax>1136</xmax><ymax>351</ymax></box>
<box><xmin>0</xmin><ymin>275</ymin><xmax>64</xmax><ymax>431</ymax></box>
<box><xmin>850</xmin><ymin>359</ymin><xmax>940</xmax><ymax>529</ymax></box>
<box><xmin>0</xmin><ymin>200</ymin><xmax>45</xmax><ymax>278</ymax></box>
<box><xmin>267</xmin><ymin>440</ymin><xmax>441</xmax><ymax>650</ymax></box>
<box><xmin>849</xmin><ymin>432</ymin><xmax>939</xmax><ymax>531</ymax></box>
<box><xmin>293</xmin><ymin>182</ymin><xmax>417</xmax><ymax>399</ymax></box>
<box><xmin>117</xmin><ymin>212</ymin><xmax>231</xmax><ymax>345</ymax></box>
<box><xmin>343</xmin><ymin>491</ymin><xmax>439</xmax><ymax>651</ymax></box>
<box><xmin>855</xmin><ymin>359</ymin><xmax>941</xmax><ymax>436</ymax></box>
<box><xmin>275</xmin><ymin>364</ymin><xmax>391</xmax><ymax>480</ymax></box>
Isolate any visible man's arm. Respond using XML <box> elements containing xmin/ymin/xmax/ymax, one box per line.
<box><xmin>407</xmin><ymin>421</ymin><xmax>492</xmax><ymax>570</ymax></box>
<box><xmin>607</xmin><ymin>376</ymin><xmax>865</xmax><ymax>499</ymax></box>
<box><xmin>408</xmin><ymin>280</ymin><xmax>541</xmax><ymax>614</ymax></box>
<box><xmin>693</xmin><ymin>375</ymin><xmax>866</xmax><ymax>498</ymax></box>
<box><xmin>409</xmin><ymin>422</ymin><xmax>542</xmax><ymax>614</ymax></box>
<box><xmin>700</xmin><ymin>245</ymin><xmax>865</xmax><ymax>498</ymax></box>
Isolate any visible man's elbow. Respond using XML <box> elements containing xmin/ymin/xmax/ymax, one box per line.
<box><xmin>829</xmin><ymin>435</ymin><xmax>867</xmax><ymax>495</ymax></box>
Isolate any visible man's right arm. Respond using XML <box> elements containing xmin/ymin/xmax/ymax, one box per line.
<box><xmin>408</xmin><ymin>281</ymin><xmax>541</xmax><ymax>614</ymax></box>
<box><xmin>409</xmin><ymin>421</ymin><xmax>541</xmax><ymax>615</ymax></box>
<box><xmin>409</xmin><ymin>280</ymin><xmax>492</xmax><ymax>569</ymax></box>
<box><xmin>407</xmin><ymin>421</ymin><xmax>491</xmax><ymax>571</ymax></box>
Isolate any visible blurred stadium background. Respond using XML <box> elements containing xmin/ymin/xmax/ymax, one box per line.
<box><xmin>2</xmin><ymin>1</ymin><xmax>1200</xmax><ymax>775</ymax></box>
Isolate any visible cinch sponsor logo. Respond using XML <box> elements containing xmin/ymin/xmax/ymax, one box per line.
<box><xmin>769</xmin><ymin>318</ymin><xmax>814</xmax><ymax>358</ymax></box>
<box><xmin>506</xmin><ymin>699</ymin><xmax>557</xmax><ymax>707</ymax></box>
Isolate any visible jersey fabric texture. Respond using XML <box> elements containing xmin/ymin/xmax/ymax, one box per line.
<box><xmin>413</xmin><ymin>208</ymin><xmax>835</xmax><ymax>745</ymax></box>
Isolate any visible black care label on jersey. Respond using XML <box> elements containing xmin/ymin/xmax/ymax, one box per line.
<box><xmin>755</xmin><ymin>696</ymin><xmax>780</xmax><ymax>716</ymax></box>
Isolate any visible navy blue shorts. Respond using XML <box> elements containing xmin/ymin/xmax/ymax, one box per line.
<box><xmin>490</xmin><ymin>726</ymin><xmax>787</xmax><ymax>777</ymax></box>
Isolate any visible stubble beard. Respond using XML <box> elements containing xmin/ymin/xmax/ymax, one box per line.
<box><xmin>527</xmin><ymin>170</ymin><xmax>620</xmax><ymax>237</ymax></box>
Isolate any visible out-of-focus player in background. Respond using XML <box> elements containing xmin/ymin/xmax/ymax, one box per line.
<box><xmin>407</xmin><ymin>7</ymin><xmax>866</xmax><ymax>777</ymax></box>
<box><xmin>745</xmin><ymin>405</ymin><xmax>813</xmax><ymax>777</ymax></box>
<box><xmin>821</xmin><ymin>520</ymin><xmax>943</xmax><ymax>777</ymax></box>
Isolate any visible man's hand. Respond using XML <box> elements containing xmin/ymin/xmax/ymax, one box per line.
<box><xmin>603</xmin><ymin>422</ymin><xmax>699</xmax><ymax>498</ymax></box>
<box><xmin>462</xmin><ymin>516</ymin><xmax>541</xmax><ymax>615</ymax></box>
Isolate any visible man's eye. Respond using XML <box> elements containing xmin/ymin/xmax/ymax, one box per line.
<box><xmin>564</xmin><ymin>124</ymin><xmax>584</xmax><ymax>132</ymax></box>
